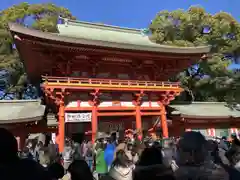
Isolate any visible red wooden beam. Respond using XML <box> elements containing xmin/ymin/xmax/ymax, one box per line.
<box><xmin>98</xmin><ymin>112</ymin><xmax>135</xmax><ymax>116</ymax></box>
<box><xmin>43</xmin><ymin>85</ymin><xmax>182</xmax><ymax>92</ymax></box>
<box><xmin>64</xmin><ymin>106</ymin><xmax>161</xmax><ymax>111</ymax></box>
<box><xmin>23</xmin><ymin>39</ymin><xmax>203</xmax><ymax>60</ymax></box>
<box><xmin>141</xmin><ymin>112</ymin><xmax>162</xmax><ymax>116</ymax></box>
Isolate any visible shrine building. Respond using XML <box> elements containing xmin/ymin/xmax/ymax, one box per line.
<box><xmin>8</xmin><ymin>18</ymin><xmax>210</xmax><ymax>152</ymax></box>
<box><xmin>0</xmin><ymin>100</ymin><xmax>45</xmax><ymax>150</ymax></box>
<box><xmin>169</xmin><ymin>102</ymin><xmax>240</xmax><ymax>137</ymax></box>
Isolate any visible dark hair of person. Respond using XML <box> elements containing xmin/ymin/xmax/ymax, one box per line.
<box><xmin>222</xmin><ymin>136</ymin><xmax>227</xmax><ymax>140</ymax></box>
<box><xmin>98</xmin><ymin>142</ymin><xmax>106</xmax><ymax>150</ymax></box>
<box><xmin>134</xmin><ymin>146</ymin><xmax>175</xmax><ymax>180</ymax></box>
<box><xmin>0</xmin><ymin>128</ymin><xmax>19</xmax><ymax>163</ymax></box>
<box><xmin>17</xmin><ymin>159</ymin><xmax>51</xmax><ymax>180</ymax></box>
<box><xmin>127</xmin><ymin>143</ymin><xmax>133</xmax><ymax>149</ymax></box>
<box><xmin>131</xmin><ymin>144</ymin><xmax>138</xmax><ymax>154</ymax></box>
<box><xmin>111</xmin><ymin>132</ymin><xmax>117</xmax><ymax>142</ymax></box>
<box><xmin>118</xmin><ymin>132</ymin><xmax>125</xmax><ymax>144</ymax></box>
<box><xmin>65</xmin><ymin>139</ymin><xmax>72</xmax><ymax>147</ymax></box>
<box><xmin>152</xmin><ymin>141</ymin><xmax>162</xmax><ymax>149</ymax></box>
<box><xmin>68</xmin><ymin>160</ymin><xmax>94</xmax><ymax>180</ymax></box>
<box><xmin>48</xmin><ymin>162</ymin><xmax>64</xmax><ymax>179</ymax></box>
<box><xmin>22</xmin><ymin>146</ymin><xmax>30</xmax><ymax>154</ymax></box>
<box><xmin>137</xmin><ymin>147</ymin><xmax>163</xmax><ymax>166</ymax></box>
<box><xmin>177</xmin><ymin>131</ymin><xmax>207</xmax><ymax>165</ymax></box>
<box><xmin>112</xmin><ymin>150</ymin><xmax>131</xmax><ymax>168</ymax></box>
<box><xmin>232</xmin><ymin>137</ymin><xmax>240</xmax><ymax>146</ymax></box>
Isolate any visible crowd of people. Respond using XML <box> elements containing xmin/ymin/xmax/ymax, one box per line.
<box><xmin>1</xmin><ymin>127</ymin><xmax>240</xmax><ymax>180</ymax></box>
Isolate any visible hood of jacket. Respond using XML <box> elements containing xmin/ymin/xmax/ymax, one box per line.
<box><xmin>109</xmin><ymin>165</ymin><xmax>134</xmax><ymax>180</ymax></box>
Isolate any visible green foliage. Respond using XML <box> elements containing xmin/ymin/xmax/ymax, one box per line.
<box><xmin>151</xmin><ymin>6</ymin><xmax>240</xmax><ymax>102</ymax></box>
<box><xmin>0</xmin><ymin>2</ymin><xmax>75</xmax><ymax>99</ymax></box>
<box><xmin>225</xmin><ymin>71</ymin><xmax>240</xmax><ymax>103</ymax></box>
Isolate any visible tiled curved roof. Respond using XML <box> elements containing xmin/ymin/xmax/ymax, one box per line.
<box><xmin>0</xmin><ymin>100</ymin><xmax>45</xmax><ymax>124</ymax></box>
<box><xmin>57</xmin><ymin>19</ymin><xmax>210</xmax><ymax>54</ymax></box>
<box><xmin>170</xmin><ymin>102</ymin><xmax>240</xmax><ymax>118</ymax></box>
<box><xmin>8</xmin><ymin>19</ymin><xmax>210</xmax><ymax>54</ymax></box>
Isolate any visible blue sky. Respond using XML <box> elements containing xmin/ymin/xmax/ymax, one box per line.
<box><xmin>1</xmin><ymin>0</ymin><xmax>240</xmax><ymax>68</ymax></box>
<box><xmin>1</xmin><ymin>0</ymin><xmax>239</xmax><ymax>28</ymax></box>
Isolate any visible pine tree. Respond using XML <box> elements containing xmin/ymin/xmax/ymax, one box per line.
<box><xmin>0</xmin><ymin>2</ymin><xmax>75</xmax><ymax>99</ymax></box>
<box><xmin>150</xmin><ymin>6</ymin><xmax>240</xmax><ymax>102</ymax></box>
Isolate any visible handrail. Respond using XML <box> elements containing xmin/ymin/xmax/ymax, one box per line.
<box><xmin>42</xmin><ymin>76</ymin><xmax>180</xmax><ymax>88</ymax></box>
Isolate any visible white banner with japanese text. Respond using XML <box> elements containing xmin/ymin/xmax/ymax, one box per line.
<box><xmin>65</xmin><ymin>113</ymin><xmax>92</xmax><ymax>123</ymax></box>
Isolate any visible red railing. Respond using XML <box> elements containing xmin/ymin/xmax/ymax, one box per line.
<box><xmin>42</xmin><ymin>76</ymin><xmax>180</xmax><ymax>88</ymax></box>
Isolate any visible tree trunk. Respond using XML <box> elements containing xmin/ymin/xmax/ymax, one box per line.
<box><xmin>16</xmin><ymin>91</ymin><xmax>23</xmax><ymax>99</ymax></box>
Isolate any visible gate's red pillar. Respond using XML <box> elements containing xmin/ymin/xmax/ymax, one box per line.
<box><xmin>91</xmin><ymin>105</ymin><xmax>98</xmax><ymax>143</ymax></box>
<box><xmin>160</xmin><ymin>104</ymin><xmax>169</xmax><ymax>138</ymax></box>
<box><xmin>58</xmin><ymin>101</ymin><xmax>65</xmax><ymax>153</ymax></box>
<box><xmin>135</xmin><ymin>105</ymin><xmax>142</xmax><ymax>138</ymax></box>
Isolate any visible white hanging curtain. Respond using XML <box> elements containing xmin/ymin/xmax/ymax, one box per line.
<box><xmin>230</xmin><ymin>128</ymin><xmax>239</xmax><ymax>139</ymax></box>
<box><xmin>207</xmin><ymin>128</ymin><xmax>216</xmax><ymax>137</ymax></box>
